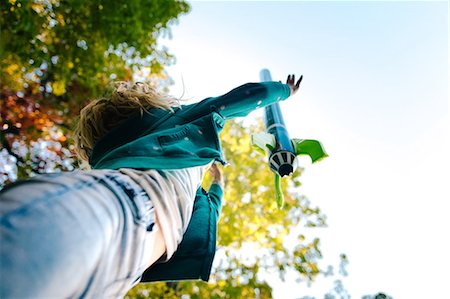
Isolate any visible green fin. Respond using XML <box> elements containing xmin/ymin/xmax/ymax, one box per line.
<box><xmin>251</xmin><ymin>133</ymin><xmax>276</xmax><ymax>155</ymax></box>
<box><xmin>266</xmin><ymin>143</ymin><xmax>275</xmax><ymax>152</ymax></box>
<box><xmin>275</xmin><ymin>174</ymin><xmax>284</xmax><ymax>209</ymax></box>
<box><xmin>292</xmin><ymin>139</ymin><xmax>328</xmax><ymax>163</ymax></box>
<box><xmin>251</xmin><ymin>143</ymin><xmax>266</xmax><ymax>155</ymax></box>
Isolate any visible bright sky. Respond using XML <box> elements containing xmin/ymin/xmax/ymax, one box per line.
<box><xmin>160</xmin><ymin>1</ymin><xmax>449</xmax><ymax>298</ymax></box>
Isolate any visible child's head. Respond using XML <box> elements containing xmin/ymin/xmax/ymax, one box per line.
<box><xmin>74</xmin><ymin>81</ymin><xmax>178</xmax><ymax>162</ymax></box>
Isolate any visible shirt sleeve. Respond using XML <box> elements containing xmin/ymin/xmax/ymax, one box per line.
<box><xmin>208</xmin><ymin>182</ymin><xmax>223</xmax><ymax>218</ymax></box>
<box><xmin>181</xmin><ymin>81</ymin><xmax>291</xmax><ymax>120</ymax></box>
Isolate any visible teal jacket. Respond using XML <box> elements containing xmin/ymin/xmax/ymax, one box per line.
<box><xmin>89</xmin><ymin>82</ymin><xmax>291</xmax><ymax>282</ymax></box>
<box><xmin>90</xmin><ymin>82</ymin><xmax>291</xmax><ymax>170</ymax></box>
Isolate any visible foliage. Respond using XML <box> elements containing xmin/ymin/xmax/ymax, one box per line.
<box><xmin>362</xmin><ymin>293</ymin><xmax>393</xmax><ymax>299</ymax></box>
<box><xmin>0</xmin><ymin>0</ymin><xmax>190</xmax><ymax>184</ymax></box>
<box><xmin>0</xmin><ymin>0</ymin><xmax>189</xmax><ymax>95</ymax></box>
<box><xmin>1</xmin><ymin>88</ymin><xmax>75</xmax><ymax>183</ymax></box>
<box><xmin>126</xmin><ymin>120</ymin><xmax>328</xmax><ymax>298</ymax></box>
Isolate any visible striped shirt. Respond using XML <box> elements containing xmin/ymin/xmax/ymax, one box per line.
<box><xmin>120</xmin><ymin>165</ymin><xmax>207</xmax><ymax>260</ymax></box>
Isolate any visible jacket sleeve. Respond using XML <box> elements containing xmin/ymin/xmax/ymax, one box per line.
<box><xmin>140</xmin><ymin>187</ymin><xmax>222</xmax><ymax>283</ymax></box>
<box><xmin>181</xmin><ymin>82</ymin><xmax>291</xmax><ymax>120</ymax></box>
<box><xmin>208</xmin><ymin>182</ymin><xmax>223</xmax><ymax>218</ymax></box>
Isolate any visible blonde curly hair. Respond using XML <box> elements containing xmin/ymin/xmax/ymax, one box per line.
<box><xmin>74</xmin><ymin>81</ymin><xmax>179</xmax><ymax>162</ymax></box>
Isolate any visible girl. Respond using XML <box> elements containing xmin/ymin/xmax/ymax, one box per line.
<box><xmin>0</xmin><ymin>75</ymin><xmax>302</xmax><ymax>298</ymax></box>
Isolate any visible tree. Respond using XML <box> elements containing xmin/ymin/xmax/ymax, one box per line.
<box><xmin>0</xmin><ymin>0</ymin><xmax>190</xmax><ymax>184</ymax></box>
<box><xmin>1</xmin><ymin>0</ymin><xmax>189</xmax><ymax>94</ymax></box>
<box><xmin>126</xmin><ymin>119</ymin><xmax>328</xmax><ymax>298</ymax></box>
<box><xmin>362</xmin><ymin>293</ymin><xmax>393</xmax><ymax>299</ymax></box>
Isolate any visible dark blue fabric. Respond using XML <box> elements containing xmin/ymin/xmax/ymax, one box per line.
<box><xmin>141</xmin><ymin>183</ymin><xmax>223</xmax><ymax>282</ymax></box>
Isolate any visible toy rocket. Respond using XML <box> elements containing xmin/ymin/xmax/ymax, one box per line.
<box><xmin>251</xmin><ymin>69</ymin><xmax>328</xmax><ymax>208</ymax></box>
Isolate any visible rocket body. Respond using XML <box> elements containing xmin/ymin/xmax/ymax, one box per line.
<box><xmin>260</xmin><ymin>69</ymin><xmax>298</xmax><ymax>177</ymax></box>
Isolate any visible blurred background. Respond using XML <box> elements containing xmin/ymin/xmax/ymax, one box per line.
<box><xmin>1</xmin><ymin>1</ymin><xmax>448</xmax><ymax>298</ymax></box>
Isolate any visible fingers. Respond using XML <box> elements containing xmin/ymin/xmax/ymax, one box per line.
<box><xmin>286</xmin><ymin>74</ymin><xmax>300</xmax><ymax>87</ymax></box>
<box><xmin>286</xmin><ymin>74</ymin><xmax>304</xmax><ymax>95</ymax></box>
<box><xmin>208</xmin><ymin>164</ymin><xmax>216</xmax><ymax>174</ymax></box>
<box><xmin>209</xmin><ymin>162</ymin><xmax>222</xmax><ymax>176</ymax></box>
<box><xmin>209</xmin><ymin>163</ymin><xmax>224</xmax><ymax>185</ymax></box>
<box><xmin>295</xmin><ymin>75</ymin><xmax>303</xmax><ymax>89</ymax></box>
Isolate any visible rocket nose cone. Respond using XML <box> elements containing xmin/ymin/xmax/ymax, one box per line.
<box><xmin>278</xmin><ymin>164</ymin><xmax>294</xmax><ymax>177</ymax></box>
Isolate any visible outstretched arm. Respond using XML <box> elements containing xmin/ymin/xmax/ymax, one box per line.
<box><xmin>181</xmin><ymin>75</ymin><xmax>302</xmax><ymax>120</ymax></box>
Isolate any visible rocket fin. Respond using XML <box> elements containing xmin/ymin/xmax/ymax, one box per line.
<box><xmin>275</xmin><ymin>173</ymin><xmax>284</xmax><ymax>209</ymax></box>
<box><xmin>251</xmin><ymin>133</ymin><xmax>276</xmax><ymax>155</ymax></box>
<box><xmin>292</xmin><ymin>139</ymin><xmax>328</xmax><ymax>163</ymax></box>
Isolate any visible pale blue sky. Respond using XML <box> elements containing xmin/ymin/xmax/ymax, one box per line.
<box><xmin>158</xmin><ymin>1</ymin><xmax>449</xmax><ymax>298</ymax></box>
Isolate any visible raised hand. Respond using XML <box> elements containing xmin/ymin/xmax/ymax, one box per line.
<box><xmin>286</xmin><ymin>74</ymin><xmax>303</xmax><ymax>95</ymax></box>
<box><xmin>209</xmin><ymin>163</ymin><xmax>224</xmax><ymax>188</ymax></box>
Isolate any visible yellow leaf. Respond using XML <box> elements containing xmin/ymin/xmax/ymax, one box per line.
<box><xmin>52</xmin><ymin>81</ymin><xmax>66</xmax><ymax>96</ymax></box>
<box><xmin>31</xmin><ymin>3</ymin><xmax>44</xmax><ymax>13</ymax></box>
<box><xmin>5</xmin><ymin>63</ymin><xmax>19</xmax><ymax>75</ymax></box>
<box><xmin>56</xmin><ymin>13</ymin><xmax>65</xmax><ymax>26</ymax></box>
